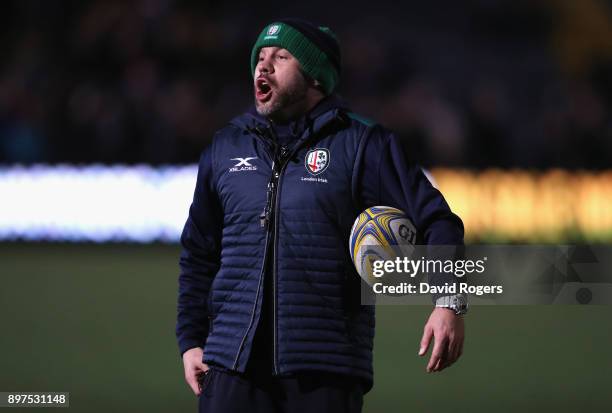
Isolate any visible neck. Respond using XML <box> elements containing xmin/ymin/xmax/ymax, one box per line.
<box><xmin>268</xmin><ymin>91</ymin><xmax>326</xmax><ymax>123</ymax></box>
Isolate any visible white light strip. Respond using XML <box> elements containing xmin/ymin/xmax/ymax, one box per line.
<box><xmin>0</xmin><ymin>165</ymin><xmax>198</xmax><ymax>242</ymax></box>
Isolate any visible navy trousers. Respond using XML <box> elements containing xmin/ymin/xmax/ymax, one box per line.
<box><xmin>197</xmin><ymin>365</ymin><xmax>364</xmax><ymax>413</ymax></box>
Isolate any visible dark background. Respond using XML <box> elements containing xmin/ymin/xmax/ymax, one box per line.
<box><xmin>1</xmin><ymin>0</ymin><xmax>611</xmax><ymax>168</ymax></box>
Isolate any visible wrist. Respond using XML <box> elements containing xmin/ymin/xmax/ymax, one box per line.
<box><xmin>182</xmin><ymin>347</ymin><xmax>203</xmax><ymax>359</ymax></box>
<box><xmin>435</xmin><ymin>294</ymin><xmax>468</xmax><ymax>315</ymax></box>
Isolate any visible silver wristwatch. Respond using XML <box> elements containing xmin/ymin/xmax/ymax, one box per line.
<box><xmin>435</xmin><ymin>294</ymin><xmax>468</xmax><ymax>315</ymax></box>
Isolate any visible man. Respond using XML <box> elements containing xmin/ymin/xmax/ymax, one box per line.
<box><xmin>177</xmin><ymin>18</ymin><xmax>466</xmax><ymax>413</ymax></box>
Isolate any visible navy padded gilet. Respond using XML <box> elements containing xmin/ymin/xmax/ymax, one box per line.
<box><xmin>203</xmin><ymin>104</ymin><xmax>375</xmax><ymax>388</ymax></box>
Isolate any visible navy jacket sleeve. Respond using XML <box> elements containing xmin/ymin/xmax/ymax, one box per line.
<box><xmin>354</xmin><ymin>126</ymin><xmax>464</xmax><ymax>298</ymax></box>
<box><xmin>176</xmin><ymin>146</ymin><xmax>222</xmax><ymax>357</ymax></box>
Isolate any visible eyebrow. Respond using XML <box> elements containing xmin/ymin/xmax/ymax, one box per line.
<box><xmin>259</xmin><ymin>48</ymin><xmax>283</xmax><ymax>57</ymax></box>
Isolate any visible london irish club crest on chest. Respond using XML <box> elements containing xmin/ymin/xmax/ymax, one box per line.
<box><xmin>305</xmin><ymin>148</ymin><xmax>330</xmax><ymax>175</ymax></box>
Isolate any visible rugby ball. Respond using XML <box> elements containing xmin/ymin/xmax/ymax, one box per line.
<box><xmin>349</xmin><ymin>206</ymin><xmax>417</xmax><ymax>285</ymax></box>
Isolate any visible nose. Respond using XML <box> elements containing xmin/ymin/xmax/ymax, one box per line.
<box><xmin>256</xmin><ymin>55</ymin><xmax>273</xmax><ymax>76</ymax></box>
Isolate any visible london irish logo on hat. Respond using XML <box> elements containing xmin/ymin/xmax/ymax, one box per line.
<box><xmin>265</xmin><ymin>24</ymin><xmax>281</xmax><ymax>39</ymax></box>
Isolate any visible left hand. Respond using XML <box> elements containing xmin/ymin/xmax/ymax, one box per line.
<box><xmin>418</xmin><ymin>307</ymin><xmax>465</xmax><ymax>372</ymax></box>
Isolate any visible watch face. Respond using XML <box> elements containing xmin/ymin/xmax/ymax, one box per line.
<box><xmin>452</xmin><ymin>295</ymin><xmax>469</xmax><ymax>314</ymax></box>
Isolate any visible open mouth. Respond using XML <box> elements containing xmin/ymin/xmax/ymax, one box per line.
<box><xmin>255</xmin><ymin>78</ymin><xmax>273</xmax><ymax>102</ymax></box>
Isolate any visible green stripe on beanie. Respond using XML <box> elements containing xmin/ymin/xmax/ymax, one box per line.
<box><xmin>250</xmin><ymin>22</ymin><xmax>340</xmax><ymax>95</ymax></box>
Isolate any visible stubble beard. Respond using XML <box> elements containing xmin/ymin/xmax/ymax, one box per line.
<box><xmin>255</xmin><ymin>76</ymin><xmax>309</xmax><ymax>121</ymax></box>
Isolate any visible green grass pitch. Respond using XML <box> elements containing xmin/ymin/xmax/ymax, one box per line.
<box><xmin>0</xmin><ymin>243</ymin><xmax>610</xmax><ymax>412</ymax></box>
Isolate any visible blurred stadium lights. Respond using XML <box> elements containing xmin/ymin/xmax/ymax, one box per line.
<box><xmin>434</xmin><ymin>169</ymin><xmax>612</xmax><ymax>242</ymax></box>
<box><xmin>0</xmin><ymin>165</ymin><xmax>196</xmax><ymax>242</ymax></box>
<box><xmin>0</xmin><ymin>165</ymin><xmax>611</xmax><ymax>243</ymax></box>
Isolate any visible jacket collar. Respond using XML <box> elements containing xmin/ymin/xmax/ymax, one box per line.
<box><xmin>231</xmin><ymin>94</ymin><xmax>349</xmax><ymax>141</ymax></box>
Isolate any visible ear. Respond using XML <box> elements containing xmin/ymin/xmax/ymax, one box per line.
<box><xmin>311</xmin><ymin>79</ymin><xmax>327</xmax><ymax>96</ymax></box>
<box><xmin>301</xmin><ymin>70</ymin><xmax>325</xmax><ymax>93</ymax></box>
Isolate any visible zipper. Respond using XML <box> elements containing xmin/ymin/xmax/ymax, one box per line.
<box><xmin>255</xmin><ymin>129</ymin><xmax>294</xmax><ymax>375</ymax></box>
<box><xmin>231</xmin><ymin>129</ymin><xmax>276</xmax><ymax>371</ymax></box>
<box><xmin>271</xmin><ymin>147</ymin><xmax>286</xmax><ymax>375</ymax></box>
<box><xmin>231</xmin><ymin>126</ymin><xmax>294</xmax><ymax>372</ymax></box>
<box><xmin>232</xmin><ymin>116</ymin><xmax>334</xmax><ymax>373</ymax></box>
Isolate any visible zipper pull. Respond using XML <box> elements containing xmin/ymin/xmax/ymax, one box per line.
<box><xmin>260</xmin><ymin>161</ymin><xmax>275</xmax><ymax>228</ymax></box>
<box><xmin>280</xmin><ymin>145</ymin><xmax>288</xmax><ymax>157</ymax></box>
<box><xmin>260</xmin><ymin>180</ymin><xmax>275</xmax><ymax>228</ymax></box>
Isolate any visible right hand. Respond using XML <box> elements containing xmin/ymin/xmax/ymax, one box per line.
<box><xmin>182</xmin><ymin>347</ymin><xmax>209</xmax><ymax>396</ymax></box>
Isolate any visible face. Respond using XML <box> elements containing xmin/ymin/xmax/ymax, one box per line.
<box><xmin>254</xmin><ymin>47</ymin><xmax>311</xmax><ymax>120</ymax></box>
